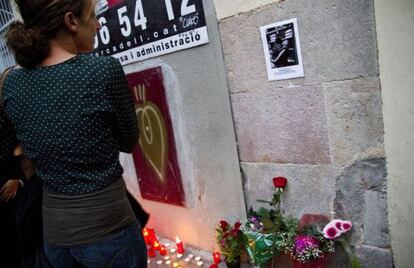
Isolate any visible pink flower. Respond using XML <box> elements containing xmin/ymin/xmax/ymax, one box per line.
<box><xmin>334</xmin><ymin>220</ymin><xmax>342</xmax><ymax>231</ymax></box>
<box><xmin>323</xmin><ymin>222</ymin><xmax>341</xmax><ymax>239</ymax></box>
<box><xmin>341</xmin><ymin>220</ymin><xmax>352</xmax><ymax>232</ymax></box>
<box><xmin>324</xmin><ymin>226</ymin><xmax>339</xmax><ymax>239</ymax></box>
<box><xmin>323</xmin><ymin>219</ymin><xmax>353</xmax><ymax>239</ymax></box>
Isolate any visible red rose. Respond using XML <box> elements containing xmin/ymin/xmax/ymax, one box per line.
<box><xmin>234</xmin><ymin>221</ymin><xmax>241</xmax><ymax>230</ymax></box>
<box><xmin>272</xmin><ymin>177</ymin><xmax>287</xmax><ymax>188</ymax></box>
<box><xmin>219</xmin><ymin>220</ymin><xmax>228</xmax><ymax>230</ymax></box>
<box><xmin>230</xmin><ymin>228</ymin><xmax>239</xmax><ymax>237</ymax></box>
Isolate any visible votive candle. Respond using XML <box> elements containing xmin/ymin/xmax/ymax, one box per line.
<box><xmin>153</xmin><ymin>240</ymin><xmax>161</xmax><ymax>251</ymax></box>
<box><xmin>148</xmin><ymin>247</ymin><xmax>156</xmax><ymax>258</ymax></box>
<box><xmin>159</xmin><ymin>245</ymin><xmax>167</xmax><ymax>256</ymax></box>
<box><xmin>213</xmin><ymin>252</ymin><xmax>221</xmax><ymax>264</ymax></box>
<box><xmin>175</xmin><ymin>237</ymin><xmax>185</xmax><ymax>254</ymax></box>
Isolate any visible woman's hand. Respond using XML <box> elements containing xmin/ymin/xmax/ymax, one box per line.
<box><xmin>0</xmin><ymin>179</ymin><xmax>19</xmax><ymax>202</ymax></box>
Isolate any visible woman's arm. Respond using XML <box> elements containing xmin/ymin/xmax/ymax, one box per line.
<box><xmin>106</xmin><ymin>58</ymin><xmax>139</xmax><ymax>153</ymax></box>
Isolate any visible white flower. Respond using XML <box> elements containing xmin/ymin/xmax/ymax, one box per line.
<box><xmin>322</xmin><ymin>219</ymin><xmax>353</xmax><ymax>239</ymax></box>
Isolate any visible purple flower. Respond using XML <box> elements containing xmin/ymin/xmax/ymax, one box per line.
<box><xmin>247</xmin><ymin>216</ymin><xmax>264</xmax><ymax>232</ymax></box>
<box><xmin>294</xmin><ymin>235</ymin><xmax>320</xmax><ymax>254</ymax></box>
<box><xmin>248</xmin><ymin>216</ymin><xmax>259</xmax><ymax>224</ymax></box>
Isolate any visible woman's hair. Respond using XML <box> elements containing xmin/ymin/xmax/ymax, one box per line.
<box><xmin>6</xmin><ymin>0</ymin><xmax>87</xmax><ymax>69</ymax></box>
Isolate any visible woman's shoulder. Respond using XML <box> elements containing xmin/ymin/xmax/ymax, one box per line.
<box><xmin>76</xmin><ymin>55</ymin><xmax>123</xmax><ymax>79</ymax></box>
<box><xmin>78</xmin><ymin>54</ymin><xmax>120</xmax><ymax>68</ymax></box>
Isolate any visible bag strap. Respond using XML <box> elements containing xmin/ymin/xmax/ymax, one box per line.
<box><xmin>0</xmin><ymin>66</ymin><xmax>16</xmax><ymax>108</ymax></box>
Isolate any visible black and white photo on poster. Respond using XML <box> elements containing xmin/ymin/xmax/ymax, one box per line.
<box><xmin>93</xmin><ymin>0</ymin><xmax>209</xmax><ymax>65</ymax></box>
<box><xmin>260</xmin><ymin>18</ymin><xmax>304</xmax><ymax>81</ymax></box>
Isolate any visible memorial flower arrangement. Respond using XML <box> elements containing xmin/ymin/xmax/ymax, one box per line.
<box><xmin>280</xmin><ymin>226</ymin><xmax>335</xmax><ymax>267</ymax></box>
<box><xmin>215</xmin><ymin>176</ymin><xmax>361</xmax><ymax>268</ymax></box>
<box><xmin>240</xmin><ymin>177</ymin><xmax>337</xmax><ymax>267</ymax></box>
<box><xmin>215</xmin><ymin>220</ymin><xmax>244</xmax><ymax>265</ymax></box>
<box><xmin>240</xmin><ymin>176</ymin><xmax>299</xmax><ymax>266</ymax></box>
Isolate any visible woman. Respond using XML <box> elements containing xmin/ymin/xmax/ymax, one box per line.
<box><xmin>2</xmin><ymin>0</ymin><xmax>146</xmax><ymax>267</ymax></box>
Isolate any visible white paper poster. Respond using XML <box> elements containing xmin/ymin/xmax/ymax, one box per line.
<box><xmin>260</xmin><ymin>18</ymin><xmax>304</xmax><ymax>81</ymax></box>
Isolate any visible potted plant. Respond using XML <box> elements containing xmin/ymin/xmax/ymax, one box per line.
<box><xmin>215</xmin><ymin>220</ymin><xmax>244</xmax><ymax>268</ymax></box>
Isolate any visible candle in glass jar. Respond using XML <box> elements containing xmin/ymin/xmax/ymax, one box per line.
<box><xmin>148</xmin><ymin>228</ymin><xmax>156</xmax><ymax>244</ymax></box>
<box><xmin>159</xmin><ymin>245</ymin><xmax>167</xmax><ymax>256</ymax></box>
<box><xmin>153</xmin><ymin>240</ymin><xmax>161</xmax><ymax>251</ymax></box>
<box><xmin>142</xmin><ymin>228</ymin><xmax>150</xmax><ymax>245</ymax></box>
<box><xmin>213</xmin><ymin>252</ymin><xmax>221</xmax><ymax>264</ymax></box>
<box><xmin>175</xmin><ymin>237</ymin><xmax>185</xmax><ymax>254</ymax></box>
<box><xmin>148</xmin><ymin>247</ymin><xmax>156</xmax><ymax>258</ymax></box>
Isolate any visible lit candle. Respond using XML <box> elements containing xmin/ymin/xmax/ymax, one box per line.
<box><xmin>156</xmin><ymin>260</ymin><xmax>163</xmax><ymax>265</ymax></box>
<box><xmin>196</xmin><ymin>261</ymin><xmax>203</xmax><ymax>266</ymax></box>
<box><xmin>160</xmin><ymin>245</ymin><xmax>167</xmax><ymax>256</ymax></box>
<box><xmin>142</xmin><ymin>228</ymin><xmax>150</xmax><ymax>245</ymax></box>
<box><xmin>188</xmin><ymin>254</ymin><xmax>194</xmax><ymax>259</ymax></box>
<box><xmin>213</xmin><ymin>252</ymin><xmax>221</xmax><ymax>264</ymax></box>
<box><xmin>164</xmin><ymin>256</ymin><xmax>170</xmax><ymax>261</ymax></box>
<box><xmin>165</xmin><ymin>260</ymin><xmax>171</xmax><ymax>265</ymax></box>
<box><xmin>173</xmin><ymin>262</ymin><xmax>180</xmax><ymax>268</ymax></box>
<box><xmin>170</xmin><ymin>248</ymin><xmax>177</xmax><ymax>253</ymax></box>
<box><xmin>148</xmin><ymin>247</ymin><xmax>156</xmax><ymax>258</ymax></box>
<box><xmin>176</xmin><ymin>254</ymin><xmax>183</xmax><ymax>259</ymax></box>
<box><xmin>195</xmin><ymin>256</ymin><xmax>201</xmax><ymax>261</ymax></box>
<box><xmin>184</xmin><ymin>258</ymin><xmax>191</xmax><ymax>263</ymax></box>
<box><xmin>148</xmin><ymin>228</ymin><xmax>156</xmax><ymax>244</ymax></box>
<box><xmin>153</xmin><ymin>240</ymin><xmax>161</xmax><ymax>251</ymax></box>
<box><xmin>175</xmin><ymin>237</ymin><xmax>185</xmax><ymax>254</ymax></box>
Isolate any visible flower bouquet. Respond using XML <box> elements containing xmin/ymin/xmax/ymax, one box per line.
<box><xmin>322</xmin><ymin>219</ymin><xmax>361</xmax><ymax>268</ymax></box>
<box><xmin>280</xmin><ymin>227</ymin><xmax>335</xmax><ymax>268</ymax></box>
<box><xmin>215</xmin><ymin>220</ymin><xmax>244</xmax><ymax>267</ymax></box>
<box><xmin>240</xmin><ymin>177</ymin><xmax>297</xmax><ymax>266</ymax></box>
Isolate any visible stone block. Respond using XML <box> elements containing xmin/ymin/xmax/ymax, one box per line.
<box><xmin>356</xmin><ymin>245</ymin><xmax>393</xmax><ymax>268</ymax></box>
<box><xmin>363</xmin><ymin>191</ymin><xmax>390</xmax><ymax>247</ymax></box>
<box><xmin>334</xmin><ymin>158</ymin><xmax>387</xmax><ymax>243</ymax></box>
<box><xmin>219</xmin><ymin>0</ymin><xmax>378</xmax><ymax>93</ymax></box>
<box><xmin>324</xmin><ymin>78</ymin><xmax>384</xmax><ymax>166</ymax></box>
<box><xmin>232</xmin><ymin>85</ymin><xmax>331</xmax><ymax>164</ymax></box>
<box><xmin>241</xmin><ymin>162</ymin><xmax>340</xmax><ymax>218</ymax></box>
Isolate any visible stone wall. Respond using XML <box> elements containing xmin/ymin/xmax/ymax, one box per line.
<box><xmin>218</xmin><ymin>0</ymin><xmax>392</xmax><ymax>266</ymax></box>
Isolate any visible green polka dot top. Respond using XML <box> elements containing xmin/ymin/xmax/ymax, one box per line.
<box><xmin>1</xmin><ymin>55</ymin><xmax>138</xmax><ymax>194</ymax></box>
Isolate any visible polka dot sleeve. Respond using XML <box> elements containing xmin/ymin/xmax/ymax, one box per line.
<box><xmin>106</xmin><ymin>58</ymin><xmax>139</xmax><ymax>153</ymax></box>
